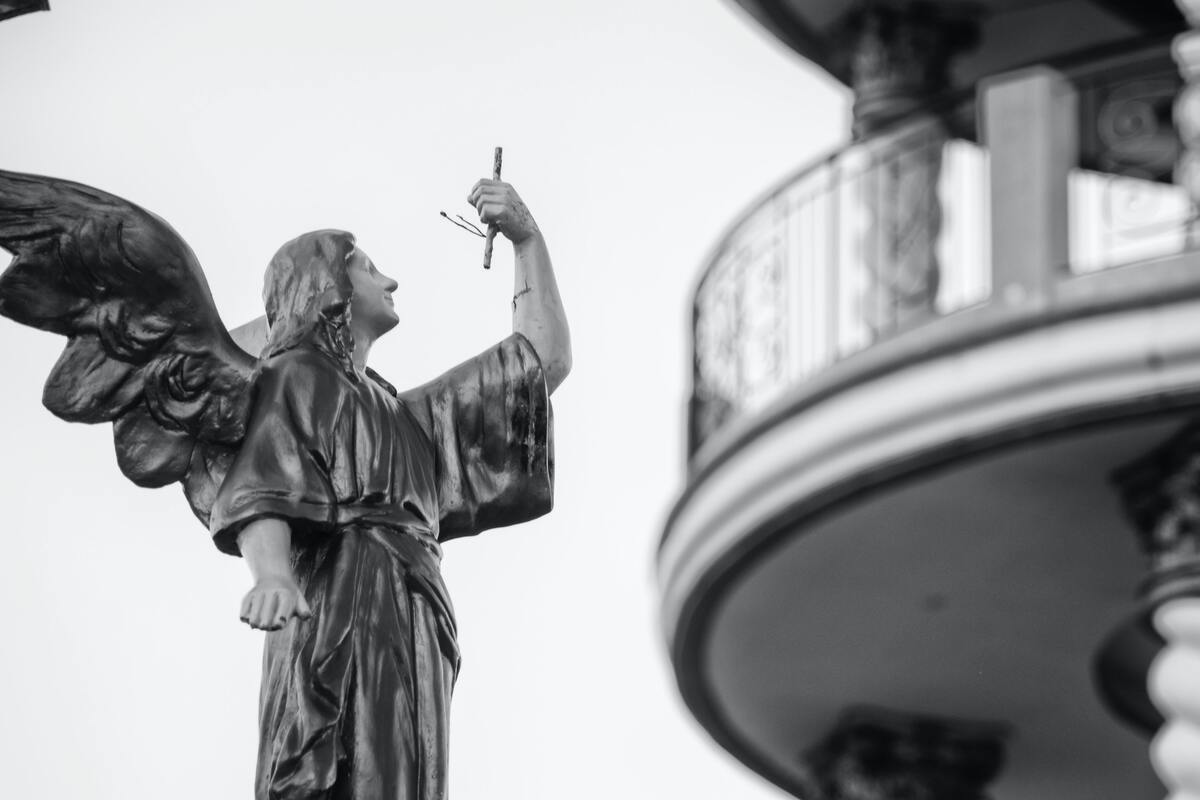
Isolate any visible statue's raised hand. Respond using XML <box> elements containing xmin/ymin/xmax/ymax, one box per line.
<box><xmin>468</xmin><ymin>180</ymin><xmax>540</xmax><ymax>244</ymax></box>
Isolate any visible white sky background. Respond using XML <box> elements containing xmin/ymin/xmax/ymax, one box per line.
<box><xmin>0</xmin><ymin>2</ymin><xmax>845</xmax><ymax>798</ymax></box>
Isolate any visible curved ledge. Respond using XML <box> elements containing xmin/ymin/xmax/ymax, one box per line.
<box><xmin>684</xmin><ymin>253</ymin><xmax>1200</xmax><ymax>494</ymax></box>
<box><xmin>658</xmin><ymin>286</ymin><xmax>1200</xmax><ymax>795</ymax></box>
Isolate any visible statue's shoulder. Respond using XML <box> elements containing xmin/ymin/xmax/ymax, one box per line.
<box><xmin>256</xmin><ymin>346</ymin><xmax>347</xmax><ymax>389</ymax></box>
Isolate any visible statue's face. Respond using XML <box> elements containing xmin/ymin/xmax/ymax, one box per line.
<box><xmin>347</xmin><ymin>247</ymin><xmax>399</xmax><ymax>338</ymax></box>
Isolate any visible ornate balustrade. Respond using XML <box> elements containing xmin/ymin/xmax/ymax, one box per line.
<box><xmin>689</xmin><ymin>45</ymin><xmax>1200</xmax><ymax>459</ymax></box>
<box><xmin>690</xmin><ymin>113</ymin><xmax>989</xmax><ymax>455</ymax></box>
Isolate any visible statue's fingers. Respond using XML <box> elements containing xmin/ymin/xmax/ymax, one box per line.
<box><xmin>243</xmin><ymin>592</ymin><xmax>267</xmax><ymax>628</ymax></box>
<box><xmin>296</xmin><ymin>593</ymin><xmax>313</xmax><ymax>620</ymax></box>
<box><xmin>468</xmin><ymin>179</ymin><xmax>501</xmax><ymax>205</ymax></box>
<box><xmin>478</xmin><ymin>203</ymin><xmax>507</xmax><ymax>225</ymax></box>
<box><xmin>239</xmin><ymin>592</ymin><xmax>254</xmax><ymax>622</ymax></box>
<box><xmin>474</xmin><ymin>194</ymin><xmax>503</xmax><ymax>216</ymax></box>
<box><xmin>274</xmin><ymin>594</ymin><xmax>296</xmax><ymax>627</ymax></box>
<box><xmin>258</xmin><ymin>593</ymin><xmax>282</xmax><ymax>629</ymax></box>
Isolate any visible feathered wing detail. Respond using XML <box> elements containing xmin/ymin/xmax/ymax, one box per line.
<box><xmin>0</xmin><ymin>169</ymin><xmax>256</xmax><ymax>524</ymax></box>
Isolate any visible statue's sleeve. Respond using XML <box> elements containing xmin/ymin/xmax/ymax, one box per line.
<box><xmin>399</xmin><ymin>333</ymin><xmax>553</xmax><ymax>541</ymax></box>
<box><xmin>209</xmin><ymin>351</ymin><xmax>341</xmax><ymax>555</ymax></box>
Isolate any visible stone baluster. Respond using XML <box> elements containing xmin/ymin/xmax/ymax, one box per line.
<box><xmin>1174</xmin><ymin>0</ymin><xmax>1200</xmax><ymax>243</ymax></box>
<box><xmin>1150</xmin><ymin>598</ymin><xmax>1200</xmax><ymax>798</ymax></box>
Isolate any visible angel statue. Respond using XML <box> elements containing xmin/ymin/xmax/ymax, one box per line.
<box><xmin>0</xmin><ymin>168</ymin><xmax>570</xmax><ymax>800</ymax></box>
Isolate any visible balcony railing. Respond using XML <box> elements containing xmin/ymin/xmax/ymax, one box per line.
<box><xmin>689</xmin><ymin>47</ymin><xmax>1198</xmax><ymax>459</ymax></box>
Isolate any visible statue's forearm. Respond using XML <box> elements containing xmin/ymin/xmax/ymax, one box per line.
<box><xmin>512</xmin><ymin>232</ymin><xmax>571</xmax><ymax>394</ymax></box>
<box><xmin>237</xmin><ymin>517</ymin><xmax>294</xmax><ymax>581</ymax></box>
<box><xmin>235</xmin><ymin>517</ymin><xmax>310</xmax><ymax>630</ymax></box>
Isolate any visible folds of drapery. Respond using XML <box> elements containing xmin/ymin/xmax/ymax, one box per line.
<box><xmin>258</xmin><ymin>524</ymin><xmax>459</xmax><ymax>800</ymax></box>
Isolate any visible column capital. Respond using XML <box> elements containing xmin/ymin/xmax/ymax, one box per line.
<box><xmin>833</xmin><ymin>4</ymin><xmax>978</xmax><ymax>139</ymax></box>
<box><xmin>1095</xmin><ymin>419</ymin><xmax>1200</xmax><ymax>737</ymax></box>
<box><xmin>1112</xmin><ymin>420</ymin><xmax>1200</xmax><ymax>603</ymax></box>
<box><xmin>796</xmin><ymin>706</ymin><xmax>1008</xmax><ymax>800</ymax></box>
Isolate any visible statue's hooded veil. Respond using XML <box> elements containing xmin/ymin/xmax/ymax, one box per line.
<box><xmin>262</xmin><ymin>229</ymin><xmax>358</xmax><ymax>376</ymax></box>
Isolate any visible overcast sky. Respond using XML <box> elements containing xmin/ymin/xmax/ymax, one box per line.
<box><xmin>0</xmin><ymin>2</ymin><xmax>845</xmax><ymax>798</ymax></box>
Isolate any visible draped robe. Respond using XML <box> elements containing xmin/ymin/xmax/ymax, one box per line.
<box><xmin>208</xmin><ymin>333</ymin><xmax>553</xmax><ymax>800</ymax></box>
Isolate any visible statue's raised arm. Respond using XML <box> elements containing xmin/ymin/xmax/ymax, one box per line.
<box><xmin>0</xmin><ymin>169</ymin><xmax>255</xmax><ymax>523</ymax></box>
<box><xmin>468</xmin><ymin>178</ymin><xmax>572</xmax><ymax>394</ymax></box>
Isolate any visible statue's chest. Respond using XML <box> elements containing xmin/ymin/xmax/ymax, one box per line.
<box><xmin>327</xmin><ymin>379</ymin><xmax>438</xmax><ymax>513</ymax></box>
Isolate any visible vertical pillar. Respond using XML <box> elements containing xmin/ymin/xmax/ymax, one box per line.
<box><xmin>982</xmin><ymin>67</ymin><xmax>1077</xmax><ymax>307</ymax></box>
<box><xmin>1149</xmin><ymin>599</ymin><xmax>1200</xmax><ymax>797</ymax></box>
<box><xmin>1099</xmin><ymin>421</ymin><xmax>1200</xmax><ymax>796</ymax></box>
<box><xmin>834</xmin><ymin>5</ymin><xmax>975</xmax><ymax>335</ymax></box>
<box><xmin>1174</xmin><ymin>0</ymin><xmax>1200</xmax><ymax>245</ymax></box>
<box><xmin>858</xmin><ymin>118</ymin><xmax>946</xmax><ymax>335</ymax></box>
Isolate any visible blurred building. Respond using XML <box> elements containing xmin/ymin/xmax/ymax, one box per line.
<box><xmin>658</xmin><ymin>2</ymin><xmax>1200</xmax><ymax>798</ymax></box>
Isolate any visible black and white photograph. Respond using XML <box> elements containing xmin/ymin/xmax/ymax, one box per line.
<box><xmin>1</xmin><ymin>2</ymin><xmax>1199</xmax><ymax>799</ymax></box>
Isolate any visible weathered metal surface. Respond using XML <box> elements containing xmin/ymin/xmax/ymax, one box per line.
<box><xmin>0</xmin><ymin>1</ymin><xmax>48</xmax><ymax>23</ymax></box>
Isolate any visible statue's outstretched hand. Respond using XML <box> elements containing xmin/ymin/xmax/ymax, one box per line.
<box><xmin>469</xmin><ymin>180</ymin><xmax>540</xmax><ymax>245</ymax></box>
<box><xmin>240</xmin><ymin>577</ymin><xmax>312</xmax><ymax>631</ymax></box>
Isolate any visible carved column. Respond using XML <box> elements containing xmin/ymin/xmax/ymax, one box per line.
<box><xmin>1101</xmin><ymin>421</ymin><xmax>1200</xmax><ymax>795</ymax></box>
<box><xmin>858</xmin><ymin>120</ymin><xmax>946</xmax><ymax>334</ymax></box>
<box><xmin>836</xmin><ymin>5</ymin><xmax>977</xmax><ymax>335</ymax></box>
<box><xmin>795</xmin><ymin>707</ymin><xmax>1008</xmax><ymax>800</ymax></box>
<box><xmin>1174</xmin><ymin>0</ymin><xmax>1200</xmax><ymax>244</ymax></box>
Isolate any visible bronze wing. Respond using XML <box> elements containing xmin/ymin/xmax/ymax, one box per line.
<box><xmin>0</xmin><ymin>168</ymin><xmax>255</xmax><ymax>526</ymax></box>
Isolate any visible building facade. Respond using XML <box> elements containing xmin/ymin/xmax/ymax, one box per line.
<box><xmin>659</xmin><ymin>2</ymin><xmax>1200</xmax><ymax>798</ymax></box>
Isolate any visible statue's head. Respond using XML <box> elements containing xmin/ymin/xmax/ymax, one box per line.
<box><xmin>261</xmin><ymin>229</ymin><xmax>357</xmax><ymax>370</ymax></box>
<box><xmin>261</xmin><ymin>229</ymin><xmax>401</xmax><ymax>373</ymax></box>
